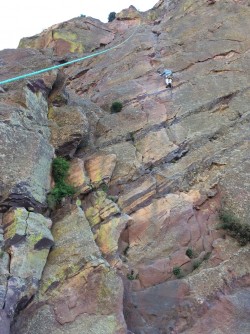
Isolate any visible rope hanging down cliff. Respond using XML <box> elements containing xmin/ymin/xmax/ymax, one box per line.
<box><xmin>0</xmin><ymin>25</ymin><xmax>140</xmax><ymax>86</ymax></box>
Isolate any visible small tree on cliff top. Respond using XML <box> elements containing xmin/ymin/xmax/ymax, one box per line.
<box><xmin>108</xmin><ymin>12</ymin><xmax>116</xmax><ymax>22</ymax></box>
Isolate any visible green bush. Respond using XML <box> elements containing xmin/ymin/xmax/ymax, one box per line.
<box><xmin>218</xmin><ymin>210</ymin><xmax>250</xmax><ymax>246</ymax></box>
<box><xmin>193</xmin><ymin>260</ymin><xmax>202</xmax><ymax>270</ymax></box>
<box><xmin>127</xmin><ymin>270</ymin><xmax>138</xmax><ymax>280</ymax></box>
<box><xmin>48</xmin><ymin>157</ymin><xmax>75</xmax><ymax>208</ymax></box>
<box><xmin>50</xmin><ymin>181</ymin><xmax>75</xmax><ymax>202</ymax></box>
<box><xmin>100</xmin><ymin>183</ymin><xmax>109</xmax><ymax>193</ymax></box>
<box><xmin>108</xmin><ymin>12</ymin><xmax>116</xmax><ymax>22</ymax></box>
<box><xmin>173</xmin><ymin>266</ymin><xmax>183</xmax><ymax>278</ymax></box>
<box><xmin>52</xmin><ymin>157</ymin><xmax>70</xmax><ymax>183</ymax></box>
<box><xmin>186</xmin><ymin>248</ymin><xmax>194</xmax><ymax>259</ymax></box>
<box><xmin>110</xmin><ymin>101</ymin><xmax>123</xmax><ymax>113</ymax></box>
<box><xmin>203</xmin><ymin>252</ymin><xmax>211</xmax><ymax>261</ymax></box>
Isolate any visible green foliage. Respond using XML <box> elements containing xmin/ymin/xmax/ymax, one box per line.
<box><xmin>110</xmin><ymin>101</ymin><xmax>123</xmax><ymax>113</ymax></box>
<box><xmin>100</xmin><ymin>183</ymin><xmax>109</xmax><ymax>193</ymax></box>
<box><xmin>173</xmin><ymin>266</ymin><xmax>183</xmax><ymax>278</ymax></box>
<box><xmin>129</xmin><ymin>132</ymin><xmax>135</xmax><ymax>142</ymax></box>
<box><xmin>218</xmin><ymin>210</ymin><xmax>250</xmax><ymax>246</ymax></box>
<box><xmin>50</xmin><ymin>181</ymin><xmax>75</xmax><ymax>202</ymax></box>
<box><xmin>186</xmin><ymin>248</ymin><xmax>194</xmax><ymax>259</ymax></box>
<box><xmin>108</xmin><ymin>12</ymin><xmax>116</xmax><ymax>22</ymax></box>
<box><xmin>76</xmin><ymin>198</ymin><xmax>82</xmax><ymax>207</ymax></box>
<box><xmin>127</xmin><ymin>273</ymin><xmax>134</xmax><ymax>280</ymax></box>
<box><xmin>193</xmin><ymin>260</ymin><xmax>202</xmax><ymax>270</ymax></box>
<box><xmin>52</xmin><ymin>157</ymin><xmax>70</xmax><ymax>183</ymax></box>
<box><xmin>203</xmin><ymin>252</ymin><xmax>211</xmax><ymax>261</ymax></box>
<box><xmin>47</xmin><ymin>193</ymin><xmax>57</xmax><ymax>210</ymax></box>
<box><xmin>48</xmin><ymin>157</ymin><xmax>75</xmax><ymax>208</ymax></box>
<box><xmin>127</xmin><ymin>270</ymin><xmax>138</xmax><ymax>280</ymax></box>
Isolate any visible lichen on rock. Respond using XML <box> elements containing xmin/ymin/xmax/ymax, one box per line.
<box><xmin>1</xmin><ymin>0</ymin><xmax>250</xmax><ymax>333</ymax></box>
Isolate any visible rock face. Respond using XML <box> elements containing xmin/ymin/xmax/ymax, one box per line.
<box><xmin>0</xmin><ymin>208</ymin><xmax>53</xmax><ymax>333</ymax></box>
<box><xmin>11</xmin><ymin>266</ymin><xmax>127</xmax><ymax>334</ymax></box>
<box><xmin>19</xmin><ymin>17</ymin><xmax>115</xmax><ymax>58</ymax></box>
<box><xmin>49</xmin><ymin>104</ymin><xmax>89</xmax><ymax>157</ymax></box>
<box><xmin>0</xmin><ymin>49</ymin><xmax>56</xmax><ymax>212</ymax></box>
<box><xmin>0</xmin><ymin>0</ymin><xmax>250</xmax><ymax>333</ymax></box>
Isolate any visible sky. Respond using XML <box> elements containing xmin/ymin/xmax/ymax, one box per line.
<box><xmin>0</xmin><ymin>0</ymin><xmax>158</xmax><ymax>51</ymax></box>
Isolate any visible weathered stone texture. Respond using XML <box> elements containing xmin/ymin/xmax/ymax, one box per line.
<box><xmin>0</xmin><ymin>49</ymin><xmax>56</xmax><ymax>211</ymax></box>
<box><xmin>0</xmin><ymin>208</ymin><xmax>53</xmax><ymax>333</ymax></box>
<box><xmin>40</xmin><ymin>204</ymin><xmax>101</xmax><ymax>293</ymax></box>
<box><xmin>1</xmin><ymin>0</ymin><xmax>250</xmax><ymax>333</ymax></box>
<box><xmin>49</xmin><ymin>104</ymin><xmax>89</xmax><ymax>157</ymax></box>
<box><xmin>66</xmin><ymin>158</ymin><xmax>91</xmax><ymax>194</ymax></box>
<box><xmin>11</xmin><ymin>266</ymin><xmax>127</xmax><ymax>334</ymax></box>
<box><xmin>19</xmin><ymin>17</ymin><xmax>115</xmax><ymax>57</ymax></box>
<box><xmin>84</xmin><ymin>153</ymin><xmax>117</xmax><ymax>186</ymax></box>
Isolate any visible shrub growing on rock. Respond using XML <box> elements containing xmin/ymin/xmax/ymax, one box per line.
<box><xmin>47</xmin><ymin>157</ymin><xmax>75</xmax><ymax>208</ymax></box>
<box><xmin>110</xmin><ymin>101</ymin><xmax>123</xmax><ymax>113</ymax></box>
<box><xmin>108</xmin><ymin>12</ymin><xmax>116</xmax><ymax>22</ymax></box>
<box><xmin>173</xmin><ymin>266</ymin><xmax>183</xmax><ymax>279</ymax></box>
<box><xmin>218</xmin><ymin>210</ymin><xmax>250</xmax><ymax>246</ymax></box>
<box><xmin>186</xmin><ymin>248</ymin><xmax>194</xmax><ymax>259</ymax></box>
<box><xmin>127</xmin><ymin>270</ymin><xmax>138</xmax><ymax>280</ymax></box>
<box><xmin>192</xmin><ymin>260</ymin><xmax>202</xmax><ymax>270</ymax></box>
<box><xmin>203</xmin><ymin>252</ymin><xmax>211</xmax><ymax>261</ymax></box>
<box><xmin>52</xmin><ymin>157</ymin><xmax>70</xmax><ymax>183</ymax></box>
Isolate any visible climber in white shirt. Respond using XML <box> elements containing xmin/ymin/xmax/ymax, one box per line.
<box><xmin>160</xmin><ymin>69</ymin><xmax>173</xmax><ymax>88</ymax></box>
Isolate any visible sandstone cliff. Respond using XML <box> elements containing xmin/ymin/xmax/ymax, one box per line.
<box><xmin>0</xmin><ymin>0</ymin><xmax>250</xmax><ymax>333</ymax></box>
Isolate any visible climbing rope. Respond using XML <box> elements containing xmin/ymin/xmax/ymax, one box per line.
<box><xmin>0</xmin><ymin>25</ymin><xmax>140</xmax><ymax>86</ymax></box>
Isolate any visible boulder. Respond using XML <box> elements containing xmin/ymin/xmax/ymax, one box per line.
<box><xmin>96</xmin><ymin>214</ymin><xmax>131</xmax><ymax>258</ymax></box>
<box><xmin>40</xmin><ymin>204</ymin><xmax>101</xmax><ymax>293</ymax></box>
<box><xmin>117</xmin><ymin>175</ymin><xmax>156</xmax><ymax>214</ymax></box>
<box><xmin>0</xmin><ymin>49</ymin><xmax>56</xmax><ymax>211</ymax></box>
<box><xmin>83</xmin><ymin>190</ymin><xmax>120</xmax><ymax>228</ymax></box>
<box><xmin>12</xmin><ymin>266</ymin><xmax>127</xmax><ymax>334</ymax></box>
<box><xmin>116</xmin><ymin>6</ymin><xmax>143</xmax><ymax>21</ymax></box>
<box><xmin>84</xmin><ymin>153</ymin><xmax>117</xmax><ymax>186</ymax></box>
<box><xmin>66</xmin><ymin>158</ymin><xmax>91</xmax><ymax>194</ymax></box>
<box><xmin>19</xmin><ymin>17</ymin><xmax>115</xmax><ymax>57</ymax></box>
<box><xmin>102</xmin><ymin>142</ymin><xmax>143</xmax><ymax>184</ymax></box>
<box><xmin>49</xmin><ymin>105</ymin><xmax>89</xmax><ymax>157</ymax></box>
<box><xmin>1</xmin><ymin>208</ymin><xmax>53</xmax><ymax>325</ymax></box>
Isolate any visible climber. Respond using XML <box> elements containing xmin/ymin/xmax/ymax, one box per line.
<box><xmin>159</xmin><ymin>69</ymin><xmax>173</xmax><ymax>88</ymax></box>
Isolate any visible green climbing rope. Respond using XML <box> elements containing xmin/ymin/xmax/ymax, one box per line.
<box><xmin>0</xmin><ymin>25</ymin><xmax>139</xmax><ymax>85</ymax></box>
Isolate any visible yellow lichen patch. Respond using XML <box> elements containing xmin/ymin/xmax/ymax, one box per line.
<box><xmin>53</xmin><ymin>30</ymin><xmax>77</xmax><ymax>41</ymax></box>
<box><xmin>40</xmin><ymin>263</ymin><xmax>90</xmax><ymax>296</ymax></box>
<box><xmin>48</xmin><ymin>105</ymin><xmax>55</xmax><ymax>119</ymax></box>
<box><xmin>3</xmin><ymin>208</ymin><xmax>28</xmax><ymax>240</ymax></box>
<box><xmin>85</xmin><ymin>206</ymin><xmax>101</xmax><ymax>227</ymax></box>
<box><xmin>46</xmin><ymin>244</ymin><xmax>79</xmax><ymax>264</ymax></box>
<box><xmin>96</xmin><ymin>268</ymin><xmax>113</xmax><ymax>301</ymax></box>
<box><xmin>97</xmin><ymin>222</ymin><xmax>116</xmax><ymax>255</ymax></box>
<box><xmin>40</xmin><ymin>266</ymin><xmax>71</xmax><ymax>294</ymax></box>
<box><xmin>96</xmin><ymin>215</ymin><xmax>128</xmax><ymax>256</ymax></box>
<box><xmin>53</xmin><ymin>30</ymin><xmax>85</xmax><ymax>53</ymax></box>
<box><xmin>28</xmin><ymin>232</ymin><xmax>44</xmax><ymax>247</ymax></box>
<box><xmin>26</xmin><ymin>249</ymin><xmax>49</xmax><ymax>272</ymax></box>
